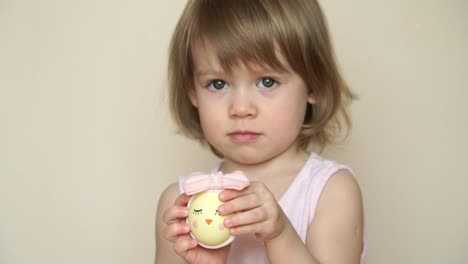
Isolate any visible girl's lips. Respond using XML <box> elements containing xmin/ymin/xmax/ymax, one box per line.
<box><xmin>228</xmin><ymin>131</ymin><xmax>261</xmax><ymax>142</ymax></box>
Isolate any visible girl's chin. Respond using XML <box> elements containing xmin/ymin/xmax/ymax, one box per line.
<box><xmin>223</xmin><ymin>152</ymin><xmax>277</xmax><ymax>166</ymax></box>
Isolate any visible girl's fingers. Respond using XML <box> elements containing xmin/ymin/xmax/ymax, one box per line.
<box><xmin>174</xmin><ymin>193</ymin><xmax>192</xmax><ymax>206</ymax></box>
<box><xmin>224</xmin><ymin>207</ymin><xmax>267</xmax><ymax>228</ymax></box>
<box><xmin>229</xmin><ymin>220</ymin><xmax>283</xmax><ymax>240</ymax></box>
<box><xmin>163</xmin><ymin>222</ymin><xmax>191</xmax><ymax>242</ymax></box>
<box><xmin>174</xmin><ymin>236</ymin><xmax>198</xmax><ymax>258</ymax></box>
<box><xmin>163</xmin><ymin>206</ymin><xmax>188</xmax><ymax>224</ymax></box>
<box><xmin>219</xmin><ymin>181</ymin><xmax>269</xmax><ymax>201</ymax></box>
<box><xmin>229</xmin><ymin>221</ymin><xmax>267</xmax><ymax>237</ymax></box>
<box><xmin>218</xmin><ymin>193</ymin><xmax>261</xmax><ymax>215</ymax></box>
<box><xmin>219</xmin><ymin>185</ymin><xmax>253</xmax><ymax>202</ymax></box>
<box><xmin>162</xmin><ymin>193</ymin><xmax>191</xmax><ymax>225</ymax></box>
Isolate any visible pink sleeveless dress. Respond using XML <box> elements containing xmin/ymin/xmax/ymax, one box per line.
<box><xmin>179</xmin><ymin>152</ymin><xmax>367</xmax><ymax>263</ymax></box>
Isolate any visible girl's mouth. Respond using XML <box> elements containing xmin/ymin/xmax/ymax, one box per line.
<box><xmin>228</xmin><ymin>131</ymin><xmax>261</xmax><ymax>142</ymax></box>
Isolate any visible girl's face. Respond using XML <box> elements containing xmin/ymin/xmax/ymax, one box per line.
<box><xmin>189</xmin><ymin>40</ymin><xmax>315</xmax><ymax>165</ymax></box>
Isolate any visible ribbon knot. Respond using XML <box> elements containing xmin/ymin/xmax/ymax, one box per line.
<box><xmin>183</xmin><ymin>171</ymin><xmax>250</xmax><ymax>195</ymax></box>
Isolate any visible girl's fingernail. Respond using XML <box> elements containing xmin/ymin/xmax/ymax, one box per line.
<box><xmin>183</xmin><ymin>225</ymin><xmax>190</xmax><ymax>232</ymax></box>
<box><xmin>224</xmin><ymin>218</ymin><xmax>232</xmax><ymax>227</ymax></box>
<box><xmin>191</xmin><ymin>240</ymin><xmax>198</xmax><ymax>247</ymax></box>
<box><xmin>218</xmin><ymin>205</ymin><xmax>224</xmax><ymax>213</ymax></box>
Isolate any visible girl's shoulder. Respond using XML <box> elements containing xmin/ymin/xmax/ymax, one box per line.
<box><xmin>308</xmin><ymin>152</ymin><xmax>353</xmax><ymax>170</ymax></box>
<box><xmin>304</xmin><ymin>156</ymin><xmax>366</xmax><ymax>262</ymax></box>
<box><xmin>306</xmin><ymin>168</ymin><xmax>365</xmax><ymax>262</ymax></box>
<box><xmin>159</xmin><ymin>181</ymin><xmax>179</xmax><ymax>199</ymax></box>
<box><xmin>157</xmin><ymin>182</ymin><xmax>180</xmax><ymax>215</ymax></box>
<box><xmin>307</xmin><ymin>153</ymin><xmax>360</xmax><ymax>203</ymax></box>
<box><xmin>295</xmin><ymin>152</ymin><xmax>355</xmax><ymax>184</ymax></box>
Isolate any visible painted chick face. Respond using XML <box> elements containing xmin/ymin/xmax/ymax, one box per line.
<box><xmin>187</xmin><ymin>190</ymin><xmax>233</xmax><ymax>248</ymax></box>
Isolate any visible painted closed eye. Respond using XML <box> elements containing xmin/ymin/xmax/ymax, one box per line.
<box><xmin>257</xmin><ymin>77</ymin><xmax>278</xmax><ymax>89</ymax></box>
<box><xmin>193</xmin><ymin>209</ymin><xmax>203</xmax><ymax>215</ymax></box>
<box><xmin>208</xmin><ymin>80</ymin><xmax>228</xmax><ymax>91</ymax></box>
<box><xmin>215</xmin><ymin>210</ymin><xmax>219</xmax><ymax>216</ymax></box>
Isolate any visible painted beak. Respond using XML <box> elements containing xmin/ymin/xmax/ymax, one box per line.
<box><xmin>205</xmin><ymin>219</ymin><xmax>213</xmax><ymax>225</ymax></box>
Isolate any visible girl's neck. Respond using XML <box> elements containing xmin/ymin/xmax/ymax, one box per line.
<box><xmin>219</xmin><ymin>148</ymin><xmax>310</xmax><ymax>182</ymax></box>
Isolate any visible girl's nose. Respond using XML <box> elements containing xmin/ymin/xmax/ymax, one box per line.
<box><xmin>228</xmin><ymin>89</ymin><xmax>257</xmax><ymax>118</ymax></box>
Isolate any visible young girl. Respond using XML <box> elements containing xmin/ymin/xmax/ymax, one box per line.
<box><xmin>156</xmin><ymin>0</ymin><xmax>366</xmax><ymax>263</ymax></box>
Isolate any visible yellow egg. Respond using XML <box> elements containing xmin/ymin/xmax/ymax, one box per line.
<box><xmin>187</xmin><ymin>190</ymin><xmax>234</xmax><ymax>249</ymax></box>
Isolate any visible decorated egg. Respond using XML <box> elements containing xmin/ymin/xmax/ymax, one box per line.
<box><xmin>183</xmin><ymin>171</ymin><xmax>249</xmax><ymax>249</ymax></box>
<box><xmin>187</xmin><ymin>190</ymin><xmax>233</xmax><ymax>248</ymax></box>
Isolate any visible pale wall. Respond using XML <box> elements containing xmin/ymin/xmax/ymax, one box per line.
<box><xmin>1</xmin><ymin>1</ymin><xmax>466</xmax><ymax>263</ymax></box>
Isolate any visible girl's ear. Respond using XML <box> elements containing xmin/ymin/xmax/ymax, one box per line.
<box><xmin>188</xmin><ymin>88</ymin><xmax>199</xmax><ymax>108</ymax></box>
<box><xmin>307</xmin><ymin>93</ymin><xmax>317</xmax><ymax>104</ymax></box>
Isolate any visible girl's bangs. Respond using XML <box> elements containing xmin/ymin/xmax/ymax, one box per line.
<box><xmin>189</xmin><ymin>0</ymin><xmax>288</xmax><ymax>72</ymax></box>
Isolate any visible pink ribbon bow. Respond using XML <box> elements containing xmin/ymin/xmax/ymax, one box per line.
<box><xmin>183</xmin><ymin>171</ymin><xmax>250</xmax><ymax>195</ymax></box>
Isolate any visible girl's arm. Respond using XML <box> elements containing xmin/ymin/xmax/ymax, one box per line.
<box><xmin>264</xmin><ymin>169</ymin><xmax>364</xmax><ymax>263</ymax></box>
<box><xmin>155</xmin><ymin>183</ymin><xmax>187</xmax><ymax>264</ymax></box>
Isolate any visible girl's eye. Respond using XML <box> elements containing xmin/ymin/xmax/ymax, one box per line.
<box><xmin>257</xmin><ymin>77</ymin><xmax>277</xmax><ymax>89</ymax></box>
<box><xmin>208</xmin><ymin>80</ymin><xmax>228</xmax><ymax>90</ymax></box>
<box><xmin>193</xmin><ymin>209</ymin><xmax>203</xmax><ymax>215</ymax></box>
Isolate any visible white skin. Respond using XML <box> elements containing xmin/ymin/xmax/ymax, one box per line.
<box><xmin>155</xmin><ymin>40</ymin><xmax>364</xmax><ymax>264</ymax></box>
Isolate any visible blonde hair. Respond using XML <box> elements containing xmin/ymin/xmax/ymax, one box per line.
<box><xmin>168</xmin><ymin>0</ymin><xmax>356</xmax><ymax>155</ymax></box>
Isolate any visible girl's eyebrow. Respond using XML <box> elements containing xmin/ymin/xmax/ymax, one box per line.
<box><xmin>194</xmin><ymin>64</ymin><xmax>291</xmax><ymax>78</ymax></box>
<box><xmin>195</xmin><ymin>68</ymin><xmax>226</xmax><ymax>76</ymax></box>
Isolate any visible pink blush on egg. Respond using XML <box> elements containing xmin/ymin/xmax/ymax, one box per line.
<box><xmin>192</xmin><ymin>220</ymin><xmax>198</xmax><ymax>229</ymax></box>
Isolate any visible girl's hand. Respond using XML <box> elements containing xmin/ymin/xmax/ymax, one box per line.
<box><xmin>162</xmin><ymin>193</ymin><xmax>230</xmax><ymax>264</ymax></box>
<box><xmin>218</xmin><ymin>181</ymin><xmax>291</xmax><ymax>241</ymax></box>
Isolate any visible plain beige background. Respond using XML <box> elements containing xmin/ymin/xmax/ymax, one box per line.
<box><xmin>1</xmin><ymin>0</ymin><xmax>467</xmax><ymax>263</ymax></box>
